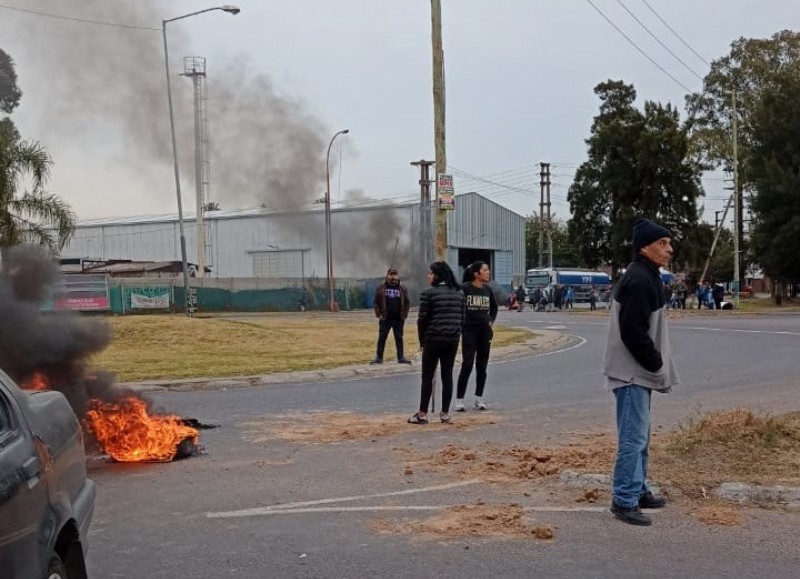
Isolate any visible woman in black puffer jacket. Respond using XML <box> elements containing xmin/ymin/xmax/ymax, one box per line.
<box><xmin>409</xmin><ymin>261</ymin><xmax>465</xmax><ymax>424</ymax></box>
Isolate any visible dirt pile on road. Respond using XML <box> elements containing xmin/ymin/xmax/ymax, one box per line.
<box><xmin>242</xmin><ymin>411</ymin><xmax>497</xmax><ymax>444</ymax></box>
<box><xmin>372</xmin><ymin>503</ymin><xmax>554</xmax><ymax>541</ymax></box>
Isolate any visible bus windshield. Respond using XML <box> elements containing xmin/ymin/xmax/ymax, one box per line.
<box><xmin>525</xmin><ymin>271</ymin><xmax>550</xmax><ymax>288</ymax></box>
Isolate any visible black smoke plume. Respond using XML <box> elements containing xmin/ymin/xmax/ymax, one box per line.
<box><xmin>0</xmin><ymin>245</ymin><xmax>131</xmax><ymax>416</ymax></box>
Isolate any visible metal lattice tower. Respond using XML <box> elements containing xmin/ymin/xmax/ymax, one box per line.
<box><xmin>182</xmin><ymin>56</ymin><xmax>211</xmax><ymax>277</ymax></box>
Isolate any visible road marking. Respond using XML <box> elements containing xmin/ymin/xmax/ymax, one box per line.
<box><xmin>206</xmin><ymin>479</ymin><xmax>483</xmax><ymax>519</ymax></box>
<box><xmin>677</xmin><ymin>326</ymin><xmax>800</xmax><ymax>337</ymax></box>
<box><xmin>207</xmin><ymin>504</ymin><xmax>611</xmax><ymax>518</ymax></box>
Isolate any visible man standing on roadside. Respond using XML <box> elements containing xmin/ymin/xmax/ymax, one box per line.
<box><xmin>603</xmin><ymin>219</ymin><xmax>681</xmax><ymax>526</ymax></box>
<box><xmin>371</xmin><ymin>267</ymin><xmax>412</xmax><ymax>365</ymax></box>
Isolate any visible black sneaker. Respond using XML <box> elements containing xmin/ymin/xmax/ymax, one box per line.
<box><xmin>610</xmin><ymin>502</ymin><xmax>652</xmax><ymax>526</ymax></box>
<box><xmin>397</xmin><ymin>358</ymin><xmax>412</xmax><ymax>365</ymax></box>
<box><xmin>639</xmin><ymin>491</ymin><xmax>666</xmax><ymax>509</ymax></box>
<box><xmin>369</xmin><ymin>358</ymin><xmax>383</xmax><ymax>365</ymax></box>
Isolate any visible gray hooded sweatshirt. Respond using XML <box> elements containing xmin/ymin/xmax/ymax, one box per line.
<box><xmin>602</xmin><ymin>257</ymin><xmax>680</xmax><ymax>392</ymax></box>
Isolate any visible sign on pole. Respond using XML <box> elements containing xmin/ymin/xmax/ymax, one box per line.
<box><xmin>437</xmin><ymin>173</ymin><xmax>455</xmax><ymax>210</ymax></box>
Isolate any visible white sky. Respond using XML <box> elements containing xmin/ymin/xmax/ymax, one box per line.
<box><xmin>1</xmin><ymin>1</ymin><xmax>794</xmax><ymax>223</ymax></box>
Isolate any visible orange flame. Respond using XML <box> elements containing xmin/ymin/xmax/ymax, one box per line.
<box><xmin>84</xmin><ymin>397</ymin><xmax>199</xmax><ymax>462</ymax></box>
<box><xmin>21</xmin><ymin>372</ymin><xmax>49</xmax><ymax>391</ymax></box>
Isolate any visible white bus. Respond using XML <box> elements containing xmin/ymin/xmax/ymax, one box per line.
<box><xmin>524</xmin><ymin>268</ymin><xmax>612</xmax><ymax>303</ymax></box>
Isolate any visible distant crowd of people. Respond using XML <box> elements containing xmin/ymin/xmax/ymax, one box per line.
<box><xmin>509</xmin><ymin>284</ymin><xmax>611</xmax><ymax>312</ymax></box>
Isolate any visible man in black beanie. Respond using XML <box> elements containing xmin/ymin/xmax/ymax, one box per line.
<box><xmin>602</xmin><ymin>218</ymin><xmax>681</xmax><ymax>525</ymax></box>
<box><xmin>371</xmin><ymin>267</ymin><xmax>412</xmax><ymax>364</ymax></box>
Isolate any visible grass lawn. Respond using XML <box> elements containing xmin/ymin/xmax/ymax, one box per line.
<box><xmin>93</xmin><ymin>314</ymin><xmax>532</xmax><ymax>382</ymax></box>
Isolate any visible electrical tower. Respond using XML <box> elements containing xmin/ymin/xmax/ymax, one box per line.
<box><xmin>182</xmin><ymin>56</ymin><xmax>211</xmax><ymax>278</ymax></box>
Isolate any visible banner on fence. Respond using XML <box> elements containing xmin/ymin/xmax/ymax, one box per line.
<box><xmin>130</xmin><ymin>292</ymin><xmax>171</xmax><ymax>309</ymax></box>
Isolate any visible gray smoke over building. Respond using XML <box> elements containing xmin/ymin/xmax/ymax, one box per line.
<box><xmin>3</xmin><ymin>1</ymin><xmax>414</xmax><ymax>278</ymax></box>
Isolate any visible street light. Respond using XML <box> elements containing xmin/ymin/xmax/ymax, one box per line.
<box><xmin>325</xmin><ymin>129</ymin><xmax>350</xmax><ymax>312</ymax></box>
<box><xmin>162</xmin><ymin>5</ymin><xmax>240</xmax><ymax>315</ymax></box>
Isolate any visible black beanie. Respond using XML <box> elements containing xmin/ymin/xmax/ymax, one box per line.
<box><xmin>632</xmin><ymin>219</ymin><xmax>671</xmax><ymax>253</ymax></box>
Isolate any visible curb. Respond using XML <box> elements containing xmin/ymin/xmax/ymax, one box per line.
<box><xmin>560</xmin><ymin>471</ymin><xmax>800</xmax><ymax>508</ymax></box>
<box><xmin>121</xmin><ymin>329</ymin><xmax>577</xmax><ymax>394</ymax></box>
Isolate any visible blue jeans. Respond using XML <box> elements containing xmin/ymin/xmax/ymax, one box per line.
<box><xmin>612</xmin><ymin>384</ymin><xmax>652</xmax><ymax>508</ymax></box>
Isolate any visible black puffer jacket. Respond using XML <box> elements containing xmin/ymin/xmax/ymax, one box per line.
<box><xmin>417</xmin><ymin>284</ymin><xmax>465</xmax><ymax>346</ymax></box>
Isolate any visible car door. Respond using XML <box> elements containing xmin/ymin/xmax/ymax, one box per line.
<box><xmin>0</xmin><ymin>382</ymin><xmax>49</xmax><ymax>579</ymax></box>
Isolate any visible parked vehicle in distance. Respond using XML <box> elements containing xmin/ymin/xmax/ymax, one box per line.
<box><xmin>524</xmin><ymin>267</ymin><xmax>612</xmax><ymax>303</ymax></box>
<box><xmin>0</xmin><ymin>369</ymin><xmax>96</xmax><ymax>579</ymax></box>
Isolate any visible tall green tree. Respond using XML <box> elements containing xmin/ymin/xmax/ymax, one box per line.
<box><xmin>525</xmin><ymin>214</ymin><xmax>581</xmax><ymax>269</ymax></box>
<box><xmin>745</xmin><ymin>64</ymin><xmax>800</xmax><ymax>292</ymax></box>
<box><xmin>567</xmin><ymin>81</ymin><xmax>702</xmax><ymax>276</ymax></box>
<box><xmin>0</xmin><ymin>48</ymin><xmax>75</xmax><ymax>252</ymax></box>
<box><xmin>685</xmin><ymin>30</ymin><xmax>800</xmax><ymax>171</ymax></box>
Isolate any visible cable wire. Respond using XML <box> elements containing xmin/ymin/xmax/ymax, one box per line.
<box><xmin>614</xmin><ymin>0</ymin><xmax>705</xmax><ymax>81</ymax></box>
<box><xmin>584</xmin><ymin>0</ymin><xmax>694</xmax><ymax>93</ymax></box>
<box><xmin>639</xmin><ymin>0</ymin><xmax>710</xmax><ymax>66</ymax></box>
<box><xmin>0</xmin><ymin>3</ymin><xmax>159</xmax><ymax>31</ymax></box>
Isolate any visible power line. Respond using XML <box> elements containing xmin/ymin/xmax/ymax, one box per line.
<box><xmin>614</xmin><ymin>0</ymin><xmax>704</xmax><ymax>81</ymax></box>
<box><xmin>639</xmin><ymin>0</ymin><xmax>710</xmax><ymax>67</ymax></box>
<box><xmin>0</xmin><ymin>3</ymin><xmax>159</xmax><ymax>31</ymax></box>
<box><xmin>584</xmin><ymin>0</ymin><xmax>694</xmax><ymax>93</ymax></box>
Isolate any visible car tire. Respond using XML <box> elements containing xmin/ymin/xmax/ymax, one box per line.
<box><xmin>46</xmin><ymin>553</ymin><xmax>69</xmax><ymax>579</ymax></box>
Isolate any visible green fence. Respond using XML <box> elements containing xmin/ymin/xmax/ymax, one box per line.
<box><xmin>107</xmin><ymin>281</ymin><xmax>366</xmax><ymax>314</ymax></box>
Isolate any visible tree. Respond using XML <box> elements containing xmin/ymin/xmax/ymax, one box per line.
<box><xmin>525</xmin><ymin>214</ymin><xmax>582</xmax><ymax>269</ymax></box>
<box><xmin>677</xmin><ymin>222</ymin><xmax>734</xmax><ymax>283</ymax></box>
<box><xmin>685</xmin><ymin>30</ymin><xmax>800</xmax><ymax>172</ymax></box>
<box><xmin>0</xmin><ymin>48</ymin><xmax>21</xmax><ymax>143</ymax></box>
<box><xmin>745</xmin><ymin>64</ymin><xmax>800</xmax><ymax>295</ymax></box>
<box><xmin>0</xmin><ymin>49</ymin><xmax>74</xmax><ymax>252</ymax></box>
<box><xmin>567</xmin><ymin>81</ymin><xmax>702</xmax><ymax>276</ymax></box>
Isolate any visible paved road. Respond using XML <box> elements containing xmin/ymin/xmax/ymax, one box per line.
<box><xmin>86</xmin><ymin>311</ymin><xmax>800</xmax><ymax>578</ymax></box>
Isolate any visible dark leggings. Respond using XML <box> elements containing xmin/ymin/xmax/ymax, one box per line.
<box><xmin>419</xmin><ymin>339</ymin><xmax>459</xmax><ymax>413</ymax></box>
<box><xmin>457</xmin><ymin>326</ymin><xmax>493</xmax><ymax>398</ymax></box>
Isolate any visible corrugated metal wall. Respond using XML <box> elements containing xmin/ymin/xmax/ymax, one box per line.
<box><xmin>63</xmin><ymin>193</ymin><xmax>525</xmax><ymax>281</ymax></box>
<box><xmin>446</xmin><ymin>192</ymin><xmax>526</xmax><ymax>281</ymax></box>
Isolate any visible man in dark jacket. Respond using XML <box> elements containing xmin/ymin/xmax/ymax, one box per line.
<box><xmin>371</xmin><ymin>267</ymin><xmax>412</xmax><ymax>364</ymax></box>
<box><xmin>603</xmin><ymin>218</ymin><xmax>681</xmax><ymax>526</ymax></box>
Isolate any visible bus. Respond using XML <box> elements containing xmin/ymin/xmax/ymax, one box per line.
<box><xmin>524</xmin><ymin>267</ymin><xmax>612</xmax><ymax>303</ymax></box>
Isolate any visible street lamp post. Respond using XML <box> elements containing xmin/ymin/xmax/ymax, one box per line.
<box><xmin>162</xmin><ymin>5</ymin><xmax>240</xmax><ymax>315</ymax></box>
<box><xmin>325</xmin><ymin>129</ymin><xmax>349</xmax><ymax>312</ymax></box>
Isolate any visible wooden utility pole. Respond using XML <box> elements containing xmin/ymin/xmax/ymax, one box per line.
<box><xmin>732</xmin><ymin>92</ymin><xmax>741</xmax><ymax>308</ymax></box>
<box><xmin>431</xmin><ymin>0</ymin><xmax>447</xmax><ymax>260</ymax></box>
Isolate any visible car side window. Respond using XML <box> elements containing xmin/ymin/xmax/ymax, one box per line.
<box><xmin>0</xmin><ymin>389</ymin><xmax>14</xmax><ymax>443</ymax></box>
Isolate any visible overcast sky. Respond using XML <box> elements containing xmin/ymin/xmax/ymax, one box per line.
<box><xmin>0</xmin><ymin>1</ymin><xmax>794</xmax><ymax>223</ymax></box>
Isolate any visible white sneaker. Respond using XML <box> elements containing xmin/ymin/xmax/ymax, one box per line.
<box><xmin>474</xmin><ymin>397</ymin><xmax>487</xmax><ymax>410</ymax></box>
<box><xmin>454</xmin><ymin>400</ymin><xmax>466</xmax><ymax>412</ymax></box>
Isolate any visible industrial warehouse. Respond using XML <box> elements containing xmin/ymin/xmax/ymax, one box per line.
<box><xmin>59</xmin><ymin>192</ymin><xmax>526</xmax><ymax>313</ymax></box>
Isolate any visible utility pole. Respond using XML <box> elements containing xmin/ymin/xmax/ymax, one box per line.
<box><xmin>699</xmin><ymin>194</ymin><xmax>733</xmax><ymax>284</ymax></box>
<box><xmin>538</xmin><ymin>163</ymin><xmax>552</xmax><ymax>267</ymax></box>
<box><xmin>411</xmin><ymin>160</ymin><xmax>435</xmax><ymax>266</ymax></box>
<box><xmin>545</xmin><ymin>163</ymin><xmax>553</xmax><ymax>268</ymax></box>
<box><xmin>732</xmin><ymin>92</ymin><xmax>741</xmax><ymax>307</ymax></box>
<box><xmin>539</xmin><ymin>163</ymin><xmax>546</xmax><ymax>268</ymax></box>
<box><xmin>431</xmin><ymin>0</ymin><xmax>447</xmax><ymax>260</ymax></box>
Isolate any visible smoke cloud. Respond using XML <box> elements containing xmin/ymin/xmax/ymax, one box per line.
<box><xmin>4</xmin><ymin>1</ymin><xmax>416</xmax><ymax>284</ymax></box>
<box><xmin>0</xmin><ymin>245</ymin><xmax>121</xmax><ymax>415</ymax></box>
<box><xmin>8</xmin><ymin>0</ymin><xmax>329</xmax><ymax>210</ymax></box>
